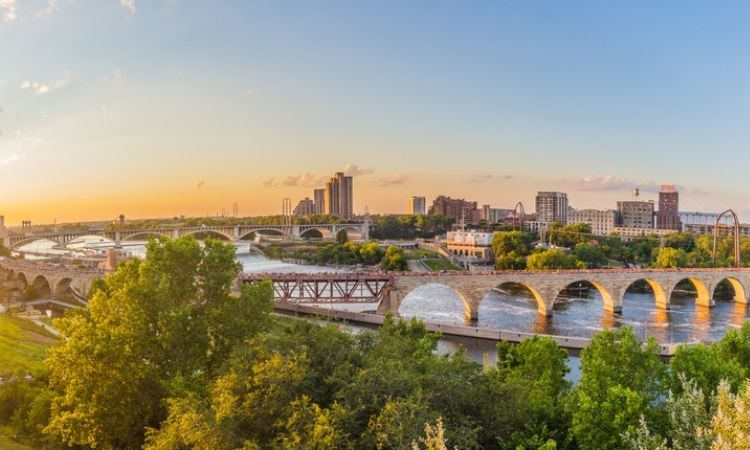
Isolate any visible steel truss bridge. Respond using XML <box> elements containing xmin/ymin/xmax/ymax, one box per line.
<box><xmin>241</xmin><ymin>272</ymin><xmax>391</xmax><ymax>303</ymax></box>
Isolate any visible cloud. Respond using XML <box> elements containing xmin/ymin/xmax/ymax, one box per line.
<box><xmin>555</xmin><ymin>176</ymin><xmax>661</xmax><ymax>193</ymax></box>
<box><xmin>0</xmin><ymin>0</ymin><xmax>17</xmax><ymax>23</ymax></box>
<box><xmin>196</xmin><ymin>181</ymin><xmax>206</xmax><ymax>189</ymax></box>
<box><xmin>262</xmin><ymin>177</ymin><xmax>275</xmax><ymax>188</ymax></box>
<box><xmin>120</xmin><ymin>0</ymin><xmax>135</xmax><ymax>13</ymax></box>
<box><xmin>343</xmin><ymin>163</ymin><xmax>374</xmax><ymax>177</ymax></box>
<box><xmin>245</xmin><ymin>88</ymin><xmax>253</xmax><ymax>97</ymax></box>
<box><xmin>20</xmin><ymin>70</ymin><xmax>71</xmax><ymax>95</ymax></box>
<box><xmin>282</xmin><ymin>173</ymin><xmax>328</xmax><ymax>187</ymax></box>
<box><xmin>377</xmin><ymin>174</ymin><xmax>408</xmax><ymax>186</ymax></box>
<box><xmin>0</xmin><ymin>152</ymin><xmax>21</xmax><ymax>165</ymax></box>
<box><xmin>469</xmin><ymin>173</ymin><xmax>513</xmax><ymax>183</ymax></box>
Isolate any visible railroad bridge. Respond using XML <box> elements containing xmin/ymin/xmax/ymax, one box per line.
<box><xmin>2</xmin><ymin>223</ymin><xmax>369</xmax><ymax>250</ymax></box>
<box><xmin>0</xmin><ymin>259</ymin><xmax>106</xmax><ymax>304</ymax></box>
<box><xmin>244</xmin><ymin>268</ymin><xmax>750</xmax><ymax>321</ymax></box>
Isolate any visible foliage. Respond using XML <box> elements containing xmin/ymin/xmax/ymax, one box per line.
<box><xmin>711</xmin><ymin>379</ymin><xmax>750</xmax><ymax>450</ymax></box>
<box><xmin>0</xmin><ymin>315</ymin><xmax>57</xmax><ymax>376</ymax></box>
<box><xmin>526</xmin><ymin>249</ymin><xmax>584</xmax><ymax>270</ymax></box>
<box><xmin>655</xmin><ymin>247</ymin><xmax>689</xmax><ymax>268</ymax></box>
<box><xmin>43</xmin><ymin>237</ymin><xmax>273</xmax><ymax>449</ymax></box>
<box><xmin>422</xmin><ymin>258</ymin><xmax>462</xmax><ymax>271</ymax></box>
<box><xmin>573</xmin><ymin>243</ymin><xmax>608</xmax><ymax>268</ymax></box>
<box><xmin>547</xmin><ymin>223</ymin><xmax>592</xmax><ymax>248</ymax></box>
<box><xmin>492</xmin><ymin>231</ymin><xmax>534</xmax><ymax>259</ymax></box>
<box><xmin>369</xmin><ymin>214</ymin><xmax>454</xmax><ymax>239</ymax></box>
<box><xmin>669</xmin><ymin>344</ymin><xmax>745</xmax><ymax>396</ymax></box>
<box><xmin>381</xmin><ymin>245</ymin><xmax>408</xmax><ymax>271</ymax></box>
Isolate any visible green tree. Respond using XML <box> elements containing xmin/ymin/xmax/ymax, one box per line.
<box><xmin>669</xmin><ymin>344</ymin><xmax>745</xmax><ymax>396</ymax></box>
<box><xmin>526</xmin><ymin>249</ymin><xmax>583</xmax><ymax>270</ymax></box>
<box><xmin>711</xmin><ymin>380</ymin><xmax>750</xmax><ymax>450</ymax></box>
<box><xmin>655</xmin><ymin>247</ymin><xmax>688</xmax><ymax>268</ymax></box>
<box><xmin>570</xmin><ymin>327</ymin><xmax>667</xmax><ymax>449</ymax></box>
<box><xmin>44</xmin><ymin>237</ymin><xmax>273</xmax><ymax>449</ymax></box>
<box><xmin>573</xmin><ymin>242</ymin><xmax>608</xmax><ymax>268</ymax></box>
<box><xmin>495</xmin><ymin>251</ymin><xmax>527</xmax><ymax>270</ymax></box>
<box><xmin>492</xmin><ymin>231</ymin><xmax>534</xmax><ymax>259</ymax></box>
<box><xmin>381</xmin><ymin>245</ymin><xmax>407</xmax><ymax>271</ymax></box>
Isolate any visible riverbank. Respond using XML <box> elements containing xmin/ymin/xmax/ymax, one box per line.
<box><xmin>273</xmin><ymin>302</ymin><xmax>692</xmax><ymax>357</ymax></box>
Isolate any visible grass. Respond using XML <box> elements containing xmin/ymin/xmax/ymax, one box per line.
<box><xmin>404</xmin><ymin>249</ymin><xmax>439</xmax><ymax>260</ymax></box>
<box><xmin>0</xmin><ymin>433</ymin><xmax>35</xmax><ymax>450</ymax></box>
<box><xmin>422</xmin><ymin>258</ymin><xmax>462</xmax><ymax>271</ymax></box>
<box><xmin>0</xmin><ymin>314</ymin><xmax>57</xmax><ymax>376</ymax></box>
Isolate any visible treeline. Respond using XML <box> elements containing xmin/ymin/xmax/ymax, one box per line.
<box><xmin>106</xmin><ymin>214</ymin><xmax>354</xmax><ymax>231</ymax></box>
<box><xmin>263</xmin><ymin>240</ymin><xmax>407</xmax><ymax>270</ymax></box>
<box><xmin>369</xmin><ymin>214</ymin><xmax>455</xmax><ymax>239</ymax></box>
<box><xmin>6</xmin><ymin>237</ymin><xmax>750</xmax><ymax>449</ymax></box>
<box><xmin>493</xmin><ymin>223</ymin><xmax>750</xmax><ymax>270</ymax></box>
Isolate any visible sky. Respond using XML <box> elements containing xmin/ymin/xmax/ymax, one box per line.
<box><xmin>2</xmin><ymin>1</ymin><xmax>750</xmax><ymax>225</ymax></box>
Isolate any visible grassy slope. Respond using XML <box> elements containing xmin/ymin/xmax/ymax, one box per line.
<box><xmin>422</xmin><ymin>258</ymin><xmax>462</xmax><ymax>271</ymax></box>
<box><xmin>0</xmin><ymin>434</ymin><xmax>35</xmax><ymax>450</ymax></box>
<box><xmin>0</xmin><ymin>314</ymin><xmax>57</xmax><ymax>375</ymax></box>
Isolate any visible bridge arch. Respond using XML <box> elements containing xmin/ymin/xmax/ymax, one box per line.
<box><xmin>11</xmin><ymin>237</ymin><xmax>61</xmax><ymax>250</ymax></box>
<box><xmin>299</xmin><ymin>227</ymin><xmax>333</xmax><ymax>240</ymax></box>
<box><xmin>672</xmin><ymin>277</ymin><xmax>712</xmax><ymax>308</ymax></box>
<box><xmin>398</xmin><ymin>283</ymin><xmax>474</xmax><ymax>323</ymax></box>
<box><xmin>65</xmin><ymin>235</ymin><xmax>115</xmax><ymax>245</ymax></box>
<box><xmin>181</xmin><ymin>229</ymin><xmax>233</xmax><ymax>241</ymax></box>
<box><xmin>556</xmin><ymin>279</ymin><xmax>616</xmax><ymax>313</ymax></box>
<box><xmin>238</xmin><ymin>228</ymin><xmax>284</xmax><ymax>241</ymax></box>
<box><xmin>120</xmin><ymin>231</ymin><xmax>172</xmax><ymax>242</ymax></box>
<box><xmin>624</xmin><ymin>278</ymin><xmax>670</xmax><ymax>309</ymax></box>
<box><xmin>31</xmin><ymin>275</ymin><xmax>52</xmax><ymax>299</ymax></box>
<box><xmin>494</xmin><ymin>281</ymin><xmax>549</xmax><ymax>316</ymax></box>
<box><xmin>54</xmin><ymin>278</ymin><xmax>74</xmax><ymax>300</ymax></box>
<box><xmin>16</xmin><ymin>272</ymin><xmax>28</xmax><ymax>289</ymax></box>
<box><xmin>336</xmin><ymin>226</ymin><xmax>364</xmax><ymax>240</ymax></box>
<box><xmin>714</xmin><ymin>277</ymin><xmax>748</xmax><ymax>303</ymax></box>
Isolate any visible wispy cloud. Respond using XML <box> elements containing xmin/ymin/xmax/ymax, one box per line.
<box><xmin>555</xmin><ymin>176</ymin><xmax>660</xmax><ymax>193</ymax></box>
<box><xmin>0</xmin><ymin>152</ymin><xmax>21</xmax><ymax>165</ymax></box>
<box><xmin>20</xmin><ymin>70</ymin><xmax>71</xmax><ymax>95</ymax></box>
<box><xmin>377</xmin><ymin>174</ymin><xmax>408</xmax><ymax>186</ymax></box>
<box><xmin>468</xmin><ymin>173</ymin><xmax>513</xmax><ymax>183</ymax></box>
<box><xmin>0</xmin><ymin>0</ymin><xmax>17</xmax><ymax>23</ymax></box>
<box><xmin>120</xmin><ymin>0</ymin><xmax>135</xmax><ymax>14</ymax></box>
<box><xmin>343</xmin><ymin>163</ymin><xmax>374</xmax><ymax>177</ymax></box>
<box><xmin>196</xmin><ymin>181</ymin><xmax>206</xmax><ymax>189</ymax></box>
<box><xmin>282</xmin><ymin>173</ymin><xmax>328</xmax><ymax>187</ymax></box>
<box><xmin>245</xmin><ymin>88</ymin><xmax>253</xmax><ymax>97</ymax></box>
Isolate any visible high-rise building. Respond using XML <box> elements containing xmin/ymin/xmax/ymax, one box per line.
<box><xmin>324</xmin><ymin>172</ymin><xmax>353</xmax><ymax>219</ymax></box>
<box><xmin>535</xmin><ymin>192</ymin><xmax>569</xmax><ymax>224</ymax></box>
<box><xmin>408</xmin><ymin>196</ymin><xmax>426</xmax><ymax>215</ymax></box>
<box><xmin>313</xmin><ymin>188</ymin><xmax>325</xmax><ymax>214</ymax></box>
<box><xmin>657</xmin><ymin>184</ymin><xmax>681</xmax><ymax>230</ymax></box>
<box><xmin>293</xmin><ymin>198</ymin><xmax>315</xmax><ymax>216</ymax></box>
<box><xmin>568</xmin><ymin>209</ymin><xmax>617</xmax><ymax>236</ymax></box>
<box><xmin>617</xmin><ymin>200</ymin><xmax>654</xmax><ymax>228</ymax></box>
<box><xmin>428</xmin><ymin>195</ymin><xmax>479</xmax><ymax>223</ymax></box>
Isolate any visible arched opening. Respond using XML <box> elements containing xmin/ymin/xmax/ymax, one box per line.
<box><xmin>337</xmin><ymin>227</ymin><xmax>364</xmax><ymax>241</ymax></box>
<box><xmin>14</xmin><ymin>238</ymin><xmax>60</xmax><ymax>251</ymax></box>
<box><xmin>238</xmin><ymin>231</ymin><xmax>256</xmax><ymax>241</ymax></box>
<box><xmin>183</xmin><ymin>230</ymin><xmax>232</xmax><ymax>241</ymax></box>
<box><xmin>54</xmin><ymin>278</ymin><xmax>74</xmax><ymax>301</ymax></box>
<box><xmin>714</xmin><ymin>278</ymin><xmax>747</xmax><ymax>303</ymax></box>
<box><xmin>121</xmin><ymin>232</ymin><xmax>171</xmax><ymax>243</ymax></box>
<box><xmin>671</xmin><ymin>278</ymin><xmax>711</xmax><ymax>308</ymax></box>
<box><xmin>624</xmin><ymin>279</ymin><xmax>669</xmax><ymax>309</ymax></box>
<box><xmin>242</xmin><ymin>229</ymin><xmax>285</xmax><ymax>241</ymax></box>
<box><xmin>64</xmin><ymin>235</ymin><xmax>116</xmax><ymax>248</ymax></box>
<box><xmin>16</xmin><ymin>272</ymin><xmax>28</xmax><ymax>290</ymax></box>
<box><xmin>552</xmin><ymin>280</ymin><xmax>616</xmax><ymax>335</ymax></box>
<box><xmin>478</xmin><ymin>282</ymin><xmax>549</xmax><ymax>332</ymax></box>
<box><xmin>30</xmin><ymin>275</ymin><xmax>52</xmax><ymax>300</ymax></box>
<box><xmin>398</xmin><ymin>283</ymin><xmax>472</xmax><ymax>325</ymax></box>
<box><xmin>620</xmin><ymin>279</ymin><xmax>672</xmax><ymax>342</ymax></box>
<box><xmin>299</xmin><ymin>228</ymin><xmax>324</xmax><ymax>240</ymax></box>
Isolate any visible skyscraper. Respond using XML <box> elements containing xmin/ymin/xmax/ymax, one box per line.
<box><xmin>535</xmin><ymin>192</ymin><xmax>569</xmax><ymax>223</ymax></box>
<box><xmin>617</xmin><ymin>200</ymin><xmax>654</xmax><ymax>228</ymax></box>
<box><xmin>657</xmin><ymin>184</ymin><xmax>681</xmax><ymax>230</ymax></box>
<box><xmin>324</xmin><ymin>172</ymin><xmax>353</xmax><ymax>219</ymax></box>
<box><xmin>408</xmin><ymin>196</ymin><xmax>426</xmax><ymax>215</ymax></box>
<box><xmin>313</xmin><ymin>188</ymin><xmax>325</xmax><ymax>214</ymax></box>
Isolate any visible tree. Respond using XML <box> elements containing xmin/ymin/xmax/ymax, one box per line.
<box><xmin>573</xmin><ymin>242</ymin><xmax>608</xmax><ymax>268</ymax></box>
<box><xmin>711</xmin><ymin>380</ymin><xmax>750</xmax><ymax>450</ymax></box>
<box><xmin>44</xmin><ymin>237</ymin><xmax>274</xmax><ymax>449</ymax></box>
<box><xmin>492</xmin><ymin>231</ymin><xmax>534</xmax><ymax>259</ymax></box>
<box><xmin>495</xmin><ymin>251</ymin><xmax>526</xmax><ymax>270</ymax></box>
<box><xmin>655</xmin><ymin>247</ymin><xmax>688</xmax><ymax>268</ymax></box>
<box><xmin>570</xmin><ymin>327</ymin><xmax>667</xmax><ymax>449</ymax></box>
<box><xmin>526</xmin><ymin>249</ymin><xmax>583</xmax><ymax>270</ymax></box>
<box><xmin>669</xmin><ymin>344</ymin><xmax>745</xmax><ymax>396</ymax></box>
<box><xmin>381</xmin><ymin>245</ymin><xmax>407</xmax><ymax>271</ymax></box>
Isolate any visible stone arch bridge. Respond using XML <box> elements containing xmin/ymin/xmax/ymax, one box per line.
<box><xmin>0</xmin><ymin>259</ymin><xmax>106</xmax><ymax>305</ymax></box>
<box><xmin>244</xmin><ymin>268</ymin><xmax>750</xmax><ymax>321</ymax></box>
<box><xmin>2</xmin><ymin>223</ymin><xmax>369</xmax><ymax>250</ymax></box>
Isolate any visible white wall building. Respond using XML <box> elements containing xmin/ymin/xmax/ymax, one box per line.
<box><xmin>568</xmin><ymin>209</ymin><xmax>617</xmax><ymax>236</ymax></box>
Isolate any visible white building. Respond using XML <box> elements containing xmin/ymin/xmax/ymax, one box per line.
<box><xmin>444</xmin><ymin>230</ymin><xmax>494</xmax><ymax>266</ymax></box>
<box><xmin>568</xmin><ymin>209</ymin><xmax>617</xmax><ymax>236</ymax></box>
<box><xmin>408</xmin><ymin>196</ymin><xmax>426</xmax><ymax>215</ymax></box>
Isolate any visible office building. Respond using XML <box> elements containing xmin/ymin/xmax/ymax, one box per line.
<box><xmin>444</xmin><ymin>230</ymin><xmax>495</xmax><ymax>267</ymax></box>
<box><xmin>656</xmin><ymin>184</ymin><xmax>681</xmax><ymax>230</ymax></box>
<box><xmin>428</xmin><ymin>195</ymin><xmax>479</xmax><ymax>223</ymax></box>
<box><xmin>568</xmin><ymin>209</ymin><xmax>617</xmax><ymax>236</ymax></box>
<box><xmin>409</xmin><ymin>196</ymin><xmax>426</xmax><ymax>215</ymax></box>
<box><xmin>616</xmin><ymin>200</ymin><xmax>654</xmax><ymax>229</ymax></box>
<box><xmin>535</xmin><ymin>191</ymin><xmax>569</xmax><ymax>223</ymax></box>
<box><xmin>324</xmin><ymin>172</ymin><xmax>353</xmax><ymax>219</ymax></box>
<box><xmin>313</xmin><ymin>189</ymin><xmax>325</xmax><ymax>214</ymax></box>
<box><xmin>293</xmin><ymin>198</ymin><xmax>315</xmax><ymax>217</ymax></box>
<box><xmin>480</xmin><ymin>205</ymin><xmax>514</xmax><ymax>224</ymax></box>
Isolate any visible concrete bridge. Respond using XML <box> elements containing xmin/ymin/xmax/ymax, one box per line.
<box><xmin>0</xmin><ymin>259</ymin><xmax>106</xmax><ymax>304</ymax></box>
<box><xmin>2</xmin><ymin>223</ymin><xmax>369</xmax><ymax>250</ymax></box>
<box><xmin>246</xmin><ymin>268</ymin><xmax>750</xmax><ymax>321</ymax></box>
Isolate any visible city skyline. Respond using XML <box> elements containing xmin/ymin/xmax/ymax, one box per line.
<box><xmin>3</xmin><ymin>1</ymin><xmax>750</xmax><ymax>223</ymax></box>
